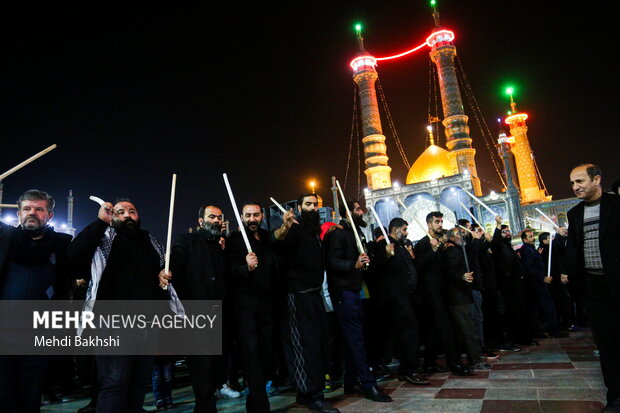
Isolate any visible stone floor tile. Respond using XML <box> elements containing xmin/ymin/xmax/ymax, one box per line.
<box><xmin>537</xmin><ymin>388</ymin><xmax>606</xmax><ymax>402</ymax></box>
<box><xmin>481</xmin><ymin>400</ymin><xmax>541</xmax><ymax>413</ymax></box>
<box><xmin>395</xmin><ymin>399</ymin><xmax>484</xmax><ymax>413</ymax></box>
<box><xmin>539</xmin><ymin>400</ymin><xmax>605</xmax><ymax>413</ymax></box>
<box><xmin>484</xmin><ymin>388</ymin><xmax>538</xmax><ymax>400</ymax></box>
<box><xmin>489</xmin><ymin>370</ymin><xmax>534</xmax><ymax>379</ymax></box>
<box><xmin>435</xmin><ymin>388</ymin><xmax>485</xmax><ymax>399</ymax></box>
<box><xmin>572</xmin><ymin>361</ymin><xmax>601</xmax><ymax>369</ymax></box>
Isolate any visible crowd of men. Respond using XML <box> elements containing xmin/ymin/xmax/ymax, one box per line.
<box><xmin>0</xmin><ymin>162</ymin><xmax>618</xmax><ymax>413</ymax></box>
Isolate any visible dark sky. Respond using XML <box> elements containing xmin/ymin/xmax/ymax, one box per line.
<box><xmin>1</xmin><ymin>1</ymin><xmax>617</xmax><ymax>240</ymax></box>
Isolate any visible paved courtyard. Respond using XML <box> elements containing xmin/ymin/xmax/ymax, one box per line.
<box><xmin>42</xmin><ymin>330</ymin><xmax>606</xmax><ymax>413</ymax></box>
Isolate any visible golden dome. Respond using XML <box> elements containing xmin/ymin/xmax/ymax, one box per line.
<box><xmin>406</xmin><ymin>144</ymin><xmax>453</xmax><ymax>184</ymax></box>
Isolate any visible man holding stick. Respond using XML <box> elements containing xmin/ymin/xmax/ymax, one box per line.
<box><xmin>272</xmin><ymin>193</ymin><xmax>339</xmax><ymax>413</ymax></box>
<box><xmin>69</xmin><ymin>198</ymin><xmax>167</xmax><ymax>413</ymax></box>
<box><xmin>226</xmin><ymin>202</ymin><xmax>276</xmax><ymax>413</ymax></box>
<box><xmin>159</xmin><ymin>204</ymin><xmax>228</xmax><ymax>413</ymax></box>
<box><xmin>562</xmin><ymin>164</ymin><xmax>620</xmax><ymax>412</ymax></box>
<box><xmin>0</xmin><ymin>189</ymin><xmax>72</xmax><ymax>413</ymax></box>
<box><xmin>324</xmin><ymin>200</ymin><xmax>392</xmax><ymax>402</ymax></box>
<box><xmin>414</xmin><ymin>212</ymin><xmax>470</xmax><ymax>376</ymax></box>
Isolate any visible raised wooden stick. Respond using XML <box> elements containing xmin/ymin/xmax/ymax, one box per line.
<box><xmin>269</xmin><ymin>197</ymin><xmax>288</xmax><ymax>214</ymax></box>
<box><xmin>223</xmin><ymin>173</ymin><xmax>252</xmax><ymax>254</ymax></box>
<box><xmin>458</xmin><ymin>200</ymin><xmax>484</xmax><ymax>229</ymax></box>
<box><xmin>0</xmin><ymin>204</ymin><xmax>18</xmax><ymax>208</ymax></box>
<box><xmin>462</xmin><ymin>188</ymin><xmax>498</xmax><ymax>218</ymax></box>
<box><xmin>369</xmin><ymin>205</ymin><xmax>390</xmax><ymax>245</ymax></box>
<box><xmin>396</xmin><ymin>198</ymin><xmax>427</xmax><ymax>234</ymax></box>
<box><xmin>534</xmin><ymin>207</ymin><xmax>560</xmax><ymax>230</ymax></box>
<box><xmin>89</xmin><ymin>196</ymin><xmax>105</xmax><ymax>206</ymax></box>
<box><xmin>162</xmin><ymin>174</ymin><xmax>177</xmax><ymax>290</ymax></box>
<box><xmin>0</xmin><ymin>145</ymin><xmax>57</xmax><ymax>181</ymax></box>
<box><xmin>458</xmin><ymin>224</ymin><xmax>474</xmax><ymax>235</ymax></box>
<box><xmin>335</xmin><ymin>179</ymin><xmax>364</xmax><ymax>255</ymax></box>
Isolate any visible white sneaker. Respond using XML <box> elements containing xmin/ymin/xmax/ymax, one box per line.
<box><xmin>216</xmin><ymin>384</ymin><xmax>241</xmax><ymax>399</ymax></box>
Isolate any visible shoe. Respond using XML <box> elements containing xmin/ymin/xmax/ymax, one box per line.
<box><xmin>399</xmin><ymin>372</ymin><xmax>430</xmax><ymax>385</ymax></box>
<box><xmin>155</xmin><ymin>399</ymin><xmax>166</xmax><ymax>410</ymax></box>
<box><xmin>266</xmin><ymin>380</ymin><xmax>279</xmax><ymax>396</ymax></box>
<box><xmin>216</xmin><ymin>384</ymin><xmax>241</xmax><ymax>399</ymax></box>
<box><xmin>307</xmin><ymin>399</ymin><xmax>341</xmax><ymax>413</ymax></box>
<box><xmin>77</xmin><ymin>403</ymin><xmax>97</xmax><ymax>413</ymax></box>
<box><xmin>343</xmin><ymin>382</ymin><xmax>363</xmax><ymax>395</ymax></box>
<box><xmin>473</xmin><ymin>362</ymin><xmax>492</xmax><ymax>370</ymax></box>
<box><xmin>423</xmin><ymin>364</ymin><xmax>450</xmax><ymax>374</ymax></box>
<box><xmin>497</xmin><ymin>343</ymin><xmax>521</xmax><ymax>352</ymax></box>
<box><xmin>567</xmin><ymin>324</ymin><xmax>584</xmax><ymax>332</ymax></box>
<box><xmin>361</xmin><ymin>384</ymin><xmax>392</xmax><ymax>402</ymax></box>
<box><xmin>450</xmin><ymin>363</ymin><xmax>473</xmax><ymax>376</ymax></box>
<box><xmin>370</xmin><ymin>364</ymin><xmax>390</xmax><ymax>381</ymax></box>
<box><xmin>323</xmin><ymin>375</ymin><xmax>333</xmax><ymax>393</ymax></box>
<box><xmin>482</xmin><ymin>350</ymin><xmax>498</xmax><ymax>360</ymax></box>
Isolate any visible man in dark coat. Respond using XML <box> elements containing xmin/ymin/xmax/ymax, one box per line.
<box><xmin>562</xmin><ymin>164</ymin><xmax>620</xmax><ymax>412</ymax></box>
<box><xmin>161</xmin><ymin>204</ymin><xmax>227</xmax><ymax>413</ymax></box>
<box><xmin>0</xmin><ymin>189</ymin><xmax>72</xmax><ymax>413</ymax></box>
<box><xmin>413</xmin><ymin>211</ymin><xmax>470</xmax><ymax>376</ymax></box>
<box><xmin>272</xmin><ymin>193</ymin><xmax>339</xmax><ymax>413</ymax></box>
<box><xmin>324</xmin><ymin>200</ymin><xmax>391</xmax><ymax>402</ymax></box>
<box><xmin>372</xmin><ymin>217</ymin><xmax>429</xmax><ymax>385</ymax></box>
<box><xmin>69</xmin><ymin>198</ymin><xmax>167</xmax><ymax>413</ymax></box>
<box><xmin>226</xmin><ymin>202</ymin><xmax>276</xmax><ymax>413</ymax></box>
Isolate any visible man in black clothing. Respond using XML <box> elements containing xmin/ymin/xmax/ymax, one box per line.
<box><xmin>0</xmin><ymin>189</ymin><xmax>72</xmax><ymax>413</ymax></box>
<box><xmin>372</xmin><ymin>218</ymin><xmax>429</xmax><ymax>385</ymax></box>
<box><xmin>519</xmin><ymin>230</ymin><xmax>564</xmax><ymax>338</ymax></box>
<box><xmin>273</xmin><ymin>193</ymin><xmax>339</xmax><ymax>413</ymax></box>
<box><xmin>541</xmin><ymin>229</ymin><xmax>575</xmax><ymax>330</ymax></box>
<box><xmin>69</xmin><ymin>198</ymin><xmax>167</xmax><ymax>413</ymax></box>
<box><xmin>226</xmin><ymin>202</ymin><xmax>276</xmax><ymax>413</ymax></box>
<box><xmin>413</xmin><ymin>211</ymin><xmax>470</xmax><ymax>376</ymax></box>
<box><xmin>562</xmin><ymin>164</ymin><xmax>620</xmax><ymax>412</ymax></box>
<box><xmin>490</xmin><ymin>216</ymin><xmax>536</xmax><ymax>347</ymax></box>
<box><xmin>324</xmin><ymin>200</ymin><xmax>391</xmax><ymax>402</ymax></box>
<box><xmin>160</xmin><ymin>204</ymin><xmax>227</xmax><ymax>413</ymax></box>
<box><xmin>443</xmin><ymin>228</ymin><xmax>489</xmax><ymax>371</ymax></box>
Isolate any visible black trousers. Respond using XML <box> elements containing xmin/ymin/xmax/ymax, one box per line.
<box><xmin>281</xmin><ymin>291</ymin><xmax>328</xmax><ymax>404</ymax></box>
<box><xmin>96</xmin><ymin>355</ymin><xmax>153</xmax><ymax>413</ymax></box>
<box><xmin>584</xmin><ymin>275</ymin><xmax>620</xmax><ymax>403</ymax></box>
<box><xmin>526</xmin><ymin>284</ymin><xmax>559</xmax><ymax>335</ymax></box>
<box><xmin>0</xmin><ymin>355</ymin><xmax>48</xmax><ymax>413</ymax></box>
<box><xmin>187</xmin><ymin>355</ymin><xmax>223</xmax><ymax>413</ymax></box>
<box><xmin>332</xmin><ymin>289</ymin><xmax>375</xmax><ymax>388</ymax></box>
<box><xmin>549</xmin><ymin>282</ymin><xmax>575</xmax><ymax>329</ymax></box>
<box><xmin>386</xmin><ymin>290</ymin><xmax>420</xmax><ymax>372</ymax></box>
<box><xmin>448</xmin><ymin>304</ymin><xmax>481</xmax><ymax>365</ymax></box>
<box><xmin>419</xmin><ymin>287</ymin><xmax>458</xmax><ymax>367</ymax></box>
<box><xmin>482</xmin><ymin>288</ymin><xmax>504</xmax><ymax>347</ymax></box>
<box><xmin>500</xmin><ymin>277</ymin><xmax>532</xmax><ymax>344</ymax></box>
<box><xmin>234</xmin><ymin>294</ymin><xmax>273</xmax><ymax>413</ymax></box>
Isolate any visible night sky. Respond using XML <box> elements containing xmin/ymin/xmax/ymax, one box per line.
<box><xmin>1</xmin><ymin>1</ymin><xmax>617</xmax><ymax>240</ymax></box>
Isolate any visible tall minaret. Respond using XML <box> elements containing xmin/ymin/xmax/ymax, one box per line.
<box><xmin>504</xmin><ymin>91</ymin><xmax>548</xmax><ymax>204</ymax></box>
<box><xmin>66</xmin><ymin>190</ymin><xmax>76</xmax><ymax>237</ymax></box>
<box><xmin>350</xmin><ymin>24</ymin><xmax>392</xmax><ymax>191</ymax></box>
<box><xmin>497</xmin><ymin>130</ymin><xmax>524</xmax><ymax>233</ymax></box>
<box><xmin>427</xmin><ymin>4</ymin><xmax>482</xmax><ymax>195</ymax></box>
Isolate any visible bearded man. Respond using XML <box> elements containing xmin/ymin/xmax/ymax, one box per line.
<box><xmin>69</xmin><ymin>198</ymin><xmax>167</xmax><ymax>413</ymax></box>
<box><xmin>226</xmin><ymin>202</ymin><xmax>276</xmax><ymax>413</ymax></box>
<box><xmin>0</xmin><ymin>189</ymin><xmax>72</xmax><ymax>413</ymax></box>
<box><xmin>272</xmin><ymin>193</ymin><xmax>340</xmax><ymax>413</ymax></box>
<box><xmin>324</xmin><ymin>200</ymin><xmax>392</xmax><ymax>403</ymax></box>
<box><xmin>160</xmin><ymin>204</ymin><xmax>227</xmax><ymax>413</ymax></box>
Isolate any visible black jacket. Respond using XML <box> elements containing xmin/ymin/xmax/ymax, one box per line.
<box><xmin>490</xmin><ymin>228</ymin><xmax>526</xmax><ymax>288</ymax></box>
<box><xmin>324</xmin><ymin>219</ymin><xmax>365</xmax><ymax>293</ymax></box>
<box><xmin>226</xmin><ymin>228</ymin><xmax>276</xmax><ymax>297</ymax></box>
<box><xmin>443</xmin><ymin>243</ymin><xmax>473</xmax><ymax>305</ymax></box>
<box><xmin>413</xmin><ymin>235</ymin><xmax>446</xmax><ymax>295</ymax></box>
<box><xmin>272</xmin><ymin>222</ymin><xmax>324</xmax><ymax>293</ymax></box>
<box><xmin>0</xmin><ymin>225</ymin><xmax>72</xmax><ymax>300</ymax></box>
<box><xmin>69</xmin><ymin>219</ymin><xmax>166</xmax><ymax>300</ymax></box>
<box><xmin>373</xmin><ymin>236</ymin><xmax>417</xmax><ymax>305</ymax></box>
<box><xmin>564</xmin><ymin>192</ymin><xmax>620</xmax><ymax>298</ymax></box>
<box><xmin>519</xmin><ymin>243</ymin><xmax>546</xmax><ymax>288</ymax></box>
<box><xmin>170</xmin><ymin>228</ymin><xmax>227</xmax><ymax>301</ymax></box>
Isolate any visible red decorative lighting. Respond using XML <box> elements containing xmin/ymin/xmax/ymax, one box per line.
<box><xmin>375</xmin><ymin>42</ymin><xmax>427</xmax><ymax>61</ymax></box>
<box><xmin>350</xmin><ymin>55</ymin><xmax>378</xmax><ymax>71</ymax></box>
<box><xmin>425</xmin><ymin>29</ymin><xmax>455</xmax><ymax>47</ymax></box>
<box><xmin>505</xmin><ymin>113</ymin><xmax>529</xmax><ymax>125</ymax></box>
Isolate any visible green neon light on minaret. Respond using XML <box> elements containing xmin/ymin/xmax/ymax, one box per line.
<box><xmin>505</xmin><ymin>85</ymin><xmax>517</xmax><ymax>113</ymax></box>
<box><xmin>354</xmin><ymin>23</ymin><xmax>362</xmax><ymax>36</ymax></box>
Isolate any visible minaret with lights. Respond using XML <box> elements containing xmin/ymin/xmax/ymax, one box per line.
<box><xmin>497</xmin><ymin>129</ymin><xmax>524</xmax><ymax>232</ymax></box>
<box><xmin>350</xmin><ymin>23</ymin><xmax>392</xmax><ymax>191</ymax></box>
<box><xmin>427</xmin><ymin>0</ymin><xmax>481</xmax><ymax>195</ymax></box>
<box><xmin>504</xmin><ymin>87</ymin><xmax>549</xmax><ymax>204</ymax></box>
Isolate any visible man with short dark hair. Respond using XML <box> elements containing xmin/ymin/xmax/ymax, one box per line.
<box><xmin>273</xmin><ymin>193</ymin><xmax>339</xmax><ymax>413</ymax></box>
<box><xmin>373</xmin><ymin>218</ymin><xmax>429</xmax><ymax>385</ymax></box>
<box><xmin>69</xmin><ymin>198</ymin><xmax>167</xmax><ymax>413</ymax></box>
<box><xmin>160</xmin><ymin>204</ymin><xmax>228</xmax><ymax>413</ymax></box>
<box><xmin>325</xmin><ymin>200</ymin><xmax>391</xmax><ymax>402</ymax></box>
<box><xmin>226</xmin><ymin>202</ymin><xmax>276</xmax><ymax>413</ymax></box>
<box><xmin>0</xmin><ymin>189</ymin><xmax>72</xmax><ymax>412</ymax></box>
<box><xmin>414</xmin><ymin>211</ymin><xmax>470</xmax><ymax>376</ymax></box>
<box><xmin>519</xmin><ymin>229</ymin><xmax>564</xmax><ymax>338</ymax></box>
<box><xmin>562</xmin><ymin>164</ymin><xmax>620</xmax><ymax>412</ymax></box>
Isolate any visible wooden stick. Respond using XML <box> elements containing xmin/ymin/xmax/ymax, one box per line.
<box><xmin>0</xmin><ymin>204</ymin><xmax>18</xmax><ymax>208</ymax></box>
<box><xmin>458</xmin><ymin>224</ymin><xmax>474</xmax><ymax>234</ymax></box>
<box><xmin>396</xmin><ymin>198</ymin><xmax>427</xmax><ymax>234</ymax></box>
<box><xmin>162</xmin><ymin>175</ymin><xmax>177</xmax><ymax>290</ymax></box>
<box><xmin>0</xmin><ymin>144</ymin><xmax>57</xmax><ymax>181</ymax></box>
<box><xmin>335</xmin><ymin>179</ymin><xmax>364</xmax><ymax>255</ymax></box>
<box><xmin>534</xmin><ymin>207</ymin><xmax>560</xmax><ymax>230</ymax></box>
<box><xmin>369</xmin><ymin>205</ymin><xmax>390</xmax><ymax>245</ymax></box>
<box><xmin>458</xmin><ymin>200</ymin><xmax>484</xmax><ymax>228</ymax></box>
<box><xmin>462</xmin><ymin>188</ymin><xmax>498</xmax><ymax>217</ymax></box>
<box><xmin>89</xmin><ymin>196</ymin><xmax>105</xmax><ymax>206</ymax></box>
<box><xmin>223</xmin><ymin>173</ymin><xmax>252</xmax><ymax>254</ymax></box>
<box><xmin>526</xmin><ymin>216</ymin><xmax>555</xmax><ymax>230</ymax></box>
<box><xmin>269</xmin><ymin>197</ymin><xmax>288</xmax><ymax>214</ymax></box>
<box><xmin>547</xmin><ymin>231</ymin><xmax>554</xmax><ymax>278</ymax></box>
